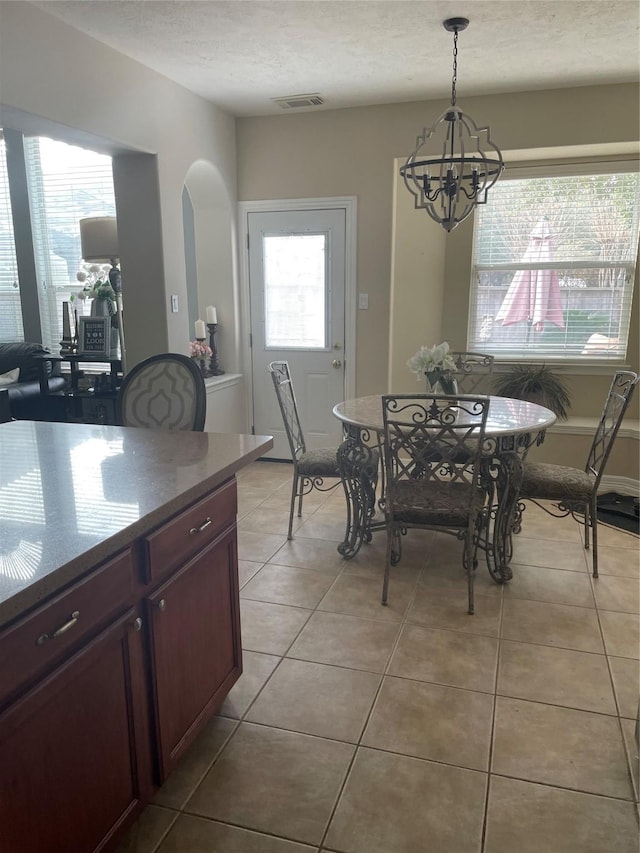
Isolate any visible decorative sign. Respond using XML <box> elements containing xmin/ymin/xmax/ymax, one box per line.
<box><xmin>78</xmin><ymin>316</ymin><xmax>111</xmax><ymax>358</ymax></box>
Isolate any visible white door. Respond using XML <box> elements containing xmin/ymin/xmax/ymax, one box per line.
<box><xmin>249</xmin><ymin>208</ymin><xmax>346</xmax><ymax>459</ymax></box>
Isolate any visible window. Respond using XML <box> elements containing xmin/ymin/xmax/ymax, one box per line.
<box><xmin>0</xmin><ymin>131</ymin><xmax>116</xmax><ymax>351</ymax></box>
<box><xmin>467</xmin><ymin>166</ymin><xmax>640</xmax><ymax>362</ymax></box>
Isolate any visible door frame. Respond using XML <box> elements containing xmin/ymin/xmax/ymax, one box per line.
<box><xmin>238</xmin><ymin>196</ymin><xmax>357</xmax><ymax>434</ymax></box>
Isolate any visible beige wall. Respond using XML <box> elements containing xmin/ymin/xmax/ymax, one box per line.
<box><xmin>237</xmin><ymin>84</ymin><xmax>639</xmax><ymax>476</ymax></box>
<box><xmin>0</xmin><ymin>1</ymin><xmax>238</xmax><ymax>371</ymax></box>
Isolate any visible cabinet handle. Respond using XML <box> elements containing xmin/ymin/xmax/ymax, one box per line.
<box><xmin>36</xmin><ymin>610</ymin><xmax>80</xmax><ymax>645</ymax></box>
<box><xmin>189</xmin><ymin>517</ymin><xmax>212</xmax><ymax>535</ymax></box>
<box><xmin>132</xmin><ymin>617</ymin><xmax>143</xmax><ymax>632</ymax></box>
<box><xmin>154</xmin><ymin>599</ymin><xmax>166</xmax><ymax>612</ymax></box>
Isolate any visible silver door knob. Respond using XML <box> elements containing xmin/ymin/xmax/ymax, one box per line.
<box><xmin>332</xmin><ymin>359</ymin><xmax>342</xmax><ymax>368</ymax></box>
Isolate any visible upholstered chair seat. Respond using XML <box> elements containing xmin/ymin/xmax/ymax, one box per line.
<box><xmin>297</xmin><ymin>448</ymin><xmax>342</xmax><ymax>478</ymax></box>
<box><xmin>520</xmin><ymin>463</ymin><xmax>594</xmax><ymax>504</ymax></box>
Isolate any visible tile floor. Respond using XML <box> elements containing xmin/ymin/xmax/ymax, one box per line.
<box><xmin>118</xmin><ymin>460</ymin><xmax>640</xmax><ymax>853</ymax></box>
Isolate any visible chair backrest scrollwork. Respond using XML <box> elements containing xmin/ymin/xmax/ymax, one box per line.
<box><xmin>450</xmin><ymin>351</ymin><xmax>495</xmax><ymax>394</ymax></box>
<box><xmin>269</xmin><ymin>361</ymin><xmax>306</xmax><ymax>462</ymax></box>
<box><xmin>587</xmin><ymin>370</ymin><xmax>639</xmax><ymax>486</ymax></box>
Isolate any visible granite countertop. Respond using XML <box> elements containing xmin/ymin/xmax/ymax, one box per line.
<box><xmin>0</xmin><ymin>420</ymin><xmax>272</xmax><ymax>628</ymax></box>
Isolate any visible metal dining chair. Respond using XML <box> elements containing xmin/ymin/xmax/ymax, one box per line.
<box><xmin>117</xmin><ymin>352</ymin><xmax>206</xmax><ymax>431</ymax></box>
<box><xmin>517</xmin><ymin>370</ymin><xmax>639</xmax><ymax>577</ymax></box>
<box><xmin>381</xmin><ymin>394</ymin><xmax>490</xmax><ymax>613</ymax></box>
<box><xmin>449</xmin><ymin>351</ymin><xmax>495</xmax><ymax>394</ymax></box>
<box><xmin>269</xmin><ymin>361</ymin><xmax>342</xmax><ymax>539</ymax></box>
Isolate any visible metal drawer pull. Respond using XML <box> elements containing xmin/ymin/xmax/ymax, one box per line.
<box><xmin>154</xmin><ymin>599</ymin><xmax>166</xmax><ymax>612</ymax></box>
<box><xmin>189</xmin><ymin>517</ymin><xmax>212</xmax><ymax>535</ymax></box>
<box><xmin>36</xmin><ymin>610</ymin><xmax>80</xmax><ymax>645</ymax></box>
<box><xmin>132</xmin><ymin>617</ymin><xmax>143</xmax><ymax>632</ymax></box>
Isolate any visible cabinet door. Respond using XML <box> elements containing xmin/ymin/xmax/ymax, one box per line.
<box><xmin>0</xmin><ymin>610</ymin><xmax>151</xmax><ymax>853</ymax></box>
<box><xmin>147</xmin><ymin>528</ymin><xmax>241</xmax><ymax>780</ymax></box>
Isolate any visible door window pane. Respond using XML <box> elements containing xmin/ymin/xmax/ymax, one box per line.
<box><xmin>263</xmin><ymin>233</ymin><xmax>327</xmax><ymax>349</ymax></box>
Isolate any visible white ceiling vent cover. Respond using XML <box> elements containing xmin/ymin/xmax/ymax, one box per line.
<box><xmin>272</xmin><ymin>94</ymin><xmax>325</xmax><ymax>109</ymax></box>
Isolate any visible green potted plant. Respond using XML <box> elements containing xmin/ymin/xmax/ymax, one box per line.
<box><xmin>493</xmin><ymin>363</ymin><xmax>572</xmax><ymax>420</ymax></box>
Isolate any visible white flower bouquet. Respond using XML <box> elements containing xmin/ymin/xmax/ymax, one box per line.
<box><xmin>407</xmin><ymin>341</ymin><xmax>458</xmax><ymax>393</ymax></box>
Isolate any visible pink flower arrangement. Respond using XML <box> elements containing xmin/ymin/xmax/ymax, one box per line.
<box><xmin>189</xmin><ymin>340</ymin><xmax>212</xmax><ymax>359</ymax></box>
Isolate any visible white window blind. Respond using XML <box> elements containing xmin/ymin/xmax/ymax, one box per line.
<box><xmin>468</xmin><ymin>168</ymin><xmax>640</xmax><ymax>362</ymax></box>
<box><xmin>0</xmin><ymin>133</ymin><xmax>23</xmax><ymax>342</ymax></box>
<box><xmin>24</xmin><ymin>136</ymin><xmax>116</xmax><ymax>351</ymax></box>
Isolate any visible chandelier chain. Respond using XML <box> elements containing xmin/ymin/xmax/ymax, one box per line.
<box><xmin>451</xmin><ymin>27</ymin><xmax>458</xmax><ymax>106</ymax></box>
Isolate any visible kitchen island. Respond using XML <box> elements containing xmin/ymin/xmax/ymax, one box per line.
<box><xmin>0</xmin><ymin>420</ymin><xmax>272</xmax><ymax>853</ymax></box>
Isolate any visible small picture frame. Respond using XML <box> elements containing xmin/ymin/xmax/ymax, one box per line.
<box><xmin>78</xmin><ymin>316</ymin><xmax>111</xmax><ymax>358</ymax></box>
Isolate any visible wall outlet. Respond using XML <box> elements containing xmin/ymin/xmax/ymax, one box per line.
<box><xmin>170</xmin><ymin>294</ymin><xmax>179</xmax><ymax>313</ymax></box>
<box><xmin>358</xmin><ymin>293</ymin><xmax>369</xmax><ymax>310</ymax></box>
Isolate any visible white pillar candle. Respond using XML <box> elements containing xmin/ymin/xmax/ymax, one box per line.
<box><xmin>206</xmin><ymin>305</ymin><xmax>217</xmax><ymax>324</ymax></box>
<box><xmin>194</xmin><ymin>319</ymin><xmax>206</xmax><ymax>339</ymax></box>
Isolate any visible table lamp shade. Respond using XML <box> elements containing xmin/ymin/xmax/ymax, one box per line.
<box><xmin>80</xmin><ymin>216</ymin><xmax>119</xmax><ymax>261</ymax></box>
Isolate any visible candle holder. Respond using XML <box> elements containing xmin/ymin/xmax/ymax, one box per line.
<box><xmin>206</xmin><ymin>323</ymin><xmax>225</xmax><ymax>376</ymax></box>
<box><xmin>195</xmin><ymin>338</ymin><xmax>212</xmax><ymax>378</ymax></box>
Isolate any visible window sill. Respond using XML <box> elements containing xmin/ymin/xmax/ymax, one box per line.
<box><xmin>494</xmin><ymin>361</ymin><xmax>633</xmax><ymax>376</ymax></box>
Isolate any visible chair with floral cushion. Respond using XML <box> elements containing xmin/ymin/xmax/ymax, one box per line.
<box><xmin>517</xmin><ymin>370</ymin><xmax>638</xmax><ymax>577</ymax></box>
<box><xmin>269</xmin><ymin>361</ymin><xmax>342</xmax><ymax>539</ymax></box>
<box><xmin>449</xmin><ymin>351</ymin><xmax>495</xmax><ymax>394</ymax></box>
<box><xmin>381</xmin><ymin>393</ymin><xmax>489</xmax><ymax>613</ymax></box>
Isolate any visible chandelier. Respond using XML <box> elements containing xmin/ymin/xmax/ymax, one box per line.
<box><xmin>399</xmin><ymin>17</ymin><xmax>504</xmax><ymax>232</ymax></box>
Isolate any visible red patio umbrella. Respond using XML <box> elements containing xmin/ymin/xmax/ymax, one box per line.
<box><xmin>496</xmin><ymin>217</ymin><xmax>565</xmax><ymax>333</ymax></box>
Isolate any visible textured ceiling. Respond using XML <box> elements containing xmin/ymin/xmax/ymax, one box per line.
<box><xmin>30</xmin><ymin>0</ymin><xmax>640</xmax><ymax>117</ymax></box>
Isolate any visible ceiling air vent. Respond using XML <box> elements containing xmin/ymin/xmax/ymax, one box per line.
<box><xmin>272</xmin><ymin>94</ymin><xmax>325</xmax><ymax>110</ymax></box>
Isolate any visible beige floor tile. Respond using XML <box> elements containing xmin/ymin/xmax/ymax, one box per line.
<box><xmin>484</xmin><ymin>775</ymin><xmax>639</xmax><ymax>853</ymax></box>
<box><xmin>362</xmin><ymin>676</ymin><xmax>493</xmax><ymax>770</ymax></box>
<box><xmin>269</xmin><ymin>538</ymin><xmax>345</xmax><ymax>574</ymax></box>
<box><xmin>582</xmin><ymin>522</ymin><xmax>640</xmax><ymax>553</ymax></box>
<box><xmin>592</xmin><ymin>574</ymin><xmax>640</xmax><ymax>614</ymax></box>
<box><xmin>238</xmin><ymin>530</ymin><xmax>288</xmax><ymax>563</ymax></box>
<box><xmin>153</xmin><ymin>717</ymin><xmax>238</xmax><ymax>810</ymax></box>
<box><xmin>240</xmin><ymin>599</ymin><xmax>311</xmax><ymax>655</ymax></box>
<box><xmin>287</xmin><ymin>611</ymin><xmax>401</xmax><ymax>672</ymax></box>
<box><xmin>241</xmin><ymin>564</ymin><xmax>336</xmax><ymax>609</ymax></box>
<box><xmin>620</xmin><ymin>717</ymin><xmax>639</xmax><ymax>802</ymax></box>
<box><xmin>324</xmin><ymin>747</ymin><xmax>486</xmax><ymax>853</ymax></box>
<box><xmin>295</xmin><ymin>514</ymin><xmax>348</xmax><ymax>541</ymax></box>
<box><xmin>239</xmin><ymin>505</ymin><xmax>305</xmax><ymax>536</ymax></box>
<box><xmin>502</xmin><ymin>598</ymin><xmax>604</xmax><ymax>653</ymax></box>
<box><xmin>492</xmin><ymin>696</ymin><xmax>634</xmax><ymax>799</ymax></box>
<box><xmin>595</xmin><ymin>543</ymin><xmax>640</xmax><ymax>578</ymax></box>
<box><xmin>515</xmin><ymin>509</ymin><xmax>582</xmax><ymax>542</ymax></box>
<box><xmin>185</xmin><ymin>723</ymin><xmax>354</xmax><ymax>845</ymax></box>
<box><xmin>219</xmin><ymin>651</ymin><xmax>281</xmax><ymax>719</ymax></box>
<box><xmin>245</xmin><ymin>658</ymin><xmax>380</xmax><ymax>742</ymax></box>
<box><xmin>158</xmin><ymin>815</ymin><xmax>318</xmax><ymax>852</ymax></box>
<box><xmin>419</xmin><ymin>556</ymin><xmax>503</xmax><ymax>596</ymax></box>
<box><xmin>115</xmin><ymin>805</ymin><xmax>178</xmax><ymax>853</ymax></box>
<box><xmin>407</xmin><ymin>587</ymin><xmax>502</xmax><ymax>636</ymax></box>
<box><xmin>340</xmin><ymin>547</ymin><xmax>422</xmax><ymax>583</ymax></box>
<box><xmin>318</xmin><ymin>573</ymin><xmax>415</xmax><ymax>622</ymax></box>
<box><xmin>599</xmin><ymin>610</ymin><xmax>640</xmax><ymax>659</ymax></box>
<box><xmin>238</xmin><ymin>559</ymin><xmax>263</xmax><ymax>589</ymax></box>
<box><xmin>510</xmin><ymin>536</ymin><xmax>589</xmax><ymax>572</ymax></box>
<box><xmin>497</xmin><ymin>640</ymin><xmax>616</xmax><ymax>714</ymax></box>
<box><xmin>388</xmin><ymin>623</ymin><xmax>498</xmax><ymax>693</ymax></box>
<box><xmin>608</xmin><ymin>656</ymin><xmax>640</xmax><ymax>719</ymax></box>
<box><xmin>505</xmin><ymin>563</ymin><xmax>595</xmax><ymax>607</ymax></box>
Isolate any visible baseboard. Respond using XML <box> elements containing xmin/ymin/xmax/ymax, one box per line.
<box><xmin>599</xmin><ymin>475</ymin><xmax>639</xmax><ymax>497</ymax></box>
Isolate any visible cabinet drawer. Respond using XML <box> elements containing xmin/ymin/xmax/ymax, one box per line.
<box><xmin>0</xmin><ymin>549</ymin><xmax>134</xmax><ymax>704</ymax></box>
<box><xmin>144</xmin><ymin>478</ymin><xmax>237</xmax><ymax>584</ymax></box>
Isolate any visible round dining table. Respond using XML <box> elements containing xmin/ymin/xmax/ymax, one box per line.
<box><xmin>332</xmin><ymin>394</ymin><xmax>556</xmax><ymax>582</ymax></box>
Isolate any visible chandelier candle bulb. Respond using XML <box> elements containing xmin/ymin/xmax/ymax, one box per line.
<box><xmin>206</xmin><ymin>306</ymin><xmax>217</xmax><ymax>324</ymax></box>
<box><xmin>194</xmin><ymin>319</ymin><xmax>206</xmax><ymax>340</ymax></box>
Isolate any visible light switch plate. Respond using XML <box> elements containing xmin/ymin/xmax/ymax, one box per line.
<box><xmin>358</xmin><ymin>293</ymin><xmax>369</xmax><ymax>310</ymax></box>
<box><xmin>170</xmin><ymin>294</ymin><xmax>179</xmax><ymax>313</ymax></box>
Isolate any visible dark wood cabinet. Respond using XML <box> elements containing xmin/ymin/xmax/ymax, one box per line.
<box><xmin>0</xmin><ymin>609</ymin><xmax>151</xmax><ymax>853</ymax></box>
<box><xmin>147</xmin><ymin>528</ymin><xmax>241</xmax><ymax>780</ymax></box>
<box><xmin>0</xmin><ymin>476</ymin><xmax>240</xmax><ymax>853</ymax></box>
